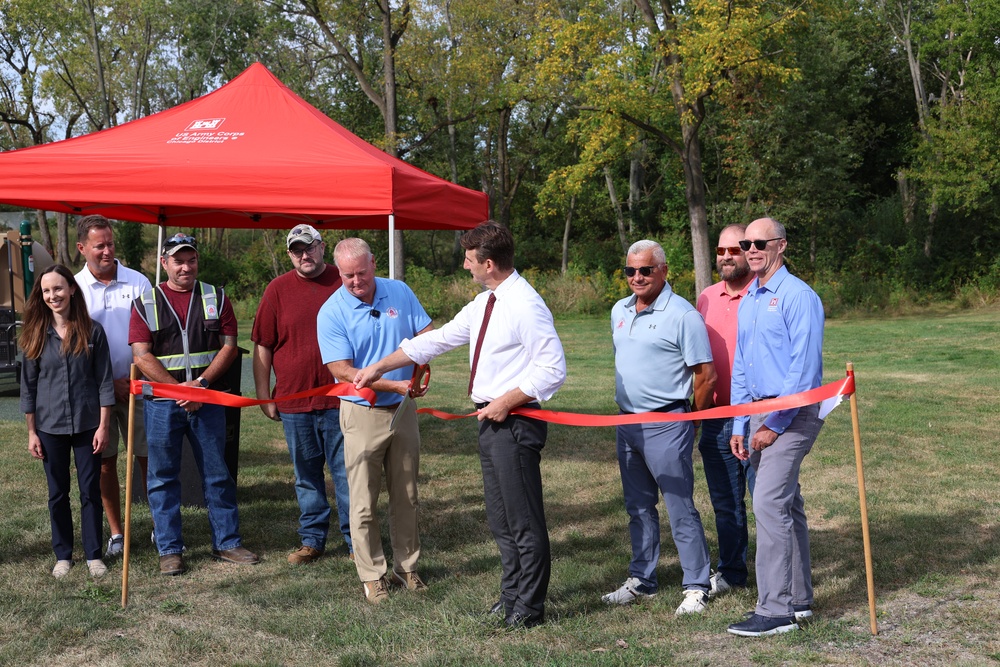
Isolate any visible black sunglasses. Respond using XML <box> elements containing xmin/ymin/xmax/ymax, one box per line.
<box><xmin>623</xmin><ymin>265</ymin><xmax>658</xmax><ymax>277</ymax></box>
<box><xmin>738</xmin><ymin>237</ymin><xmax>782</xmax><ymax>251</ymax></box>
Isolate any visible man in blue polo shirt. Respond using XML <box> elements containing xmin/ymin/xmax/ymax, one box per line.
<box><xmin>727</xmin><ymin>217</ymin><xmax>825</xmax><ymax>637</ymax></box>
<box><xmin>605</xmin><ymin>240</ymin><xmax>716</xmax><ymax>615</ymax></box>
<box><xmin>317</xmin><ymin>238</ymin><xmax>433</xmax><ymax>604</ymax></box>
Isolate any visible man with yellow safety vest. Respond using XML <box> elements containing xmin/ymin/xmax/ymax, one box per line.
<box><xmin>129</xmin><ymin>233</ymin><xmax>258</xmax><ymax>576</ymax></box>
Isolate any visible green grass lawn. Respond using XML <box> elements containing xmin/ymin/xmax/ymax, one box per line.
<box><xmin>2</xmin><ymin>307</ymin><xmax>999</xmax><ymax>665</ymax></box>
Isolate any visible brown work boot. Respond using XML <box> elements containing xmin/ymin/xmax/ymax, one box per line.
<box><xmin>363</xmin><ymin>576</ymin><xmax>390</xmax><ymax>604</ymax></box>
<box><xmin>212</xmin><ymin>546</ymin><xmax>259</xmax><ymax>565</ymax></box>
<box><xmin>390</xmin><ymin>569</ymin><xmax>428</xmax><ymax>592</ymax></box>
<box><xmin>288</xmin><ymin>545</ymin><xmax>323</xmax><ymax>565</ymax></box>
<box><xmin>159</xmin><ymin>554</ymin><xmax>186</xmax><ymax>576</ymax></box>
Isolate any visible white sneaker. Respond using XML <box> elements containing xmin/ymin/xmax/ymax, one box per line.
<box><xmin>708</xmin><ymin>571</ymin><xmax>733</xmax><ymax>598</ymax></box>
<box><xmin>601</xmin><ymin>577</ymin><xmax>656</xmax><ymax>605</ymax></box>
<box><xmin>105</xmin><ymin>534</ymin><xmax>124</xmax><ymax>560</ymax></box>
<box><xmin>87</xmin><ymin>559</ymin><xmax>108</xmax><ymax>578</ymax></box>
<box><xmin>52</xmin><ymin>559</ymin><xmax>74</xmax><ymax>579</ymax></box>
<box><xmin>675</xmin><ymin>589</ymin><xmax>708</xmax><ymax>615</ymax></box>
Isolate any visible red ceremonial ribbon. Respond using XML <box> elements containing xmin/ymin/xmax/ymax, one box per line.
<box><xmin>130</xmin><ymin>380</ymin><xmax>377</xmax><ymax>408</ymax></box>
<box><xmin>130</xmin><ymin>373</ymin><xmax>855</xmax><ymax>428</ymax></box>
<box><xmin>416</xmin><ymin>375</ymin><xmax>855</xmax><ymax>426</ymax></box>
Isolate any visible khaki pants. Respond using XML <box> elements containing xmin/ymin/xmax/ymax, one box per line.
<box><xmin>104</xmin><ymin>398</ymin><xmax>148</xmax><ymax>459</ymax></box>
<box><xmin>340</xmin><ymin>400</ymin><xmax>421</xmax><ymax>582</ymax></box>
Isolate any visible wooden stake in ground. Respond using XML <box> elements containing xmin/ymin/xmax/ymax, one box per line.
<box><xmin>847</xmin><ymin>362</ymin><xmax>878</xmax><ymax>635</ymax></box>
<box><xmin>121</xmin><ymin>364</ymin><xmax>137</xmax><ymax>609</ymax></box>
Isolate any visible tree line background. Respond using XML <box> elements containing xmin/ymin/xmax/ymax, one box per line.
<box><xmin>2</xmin><ymin>0</ymin><xmax>998</xmax><ymax>318</ymax></box>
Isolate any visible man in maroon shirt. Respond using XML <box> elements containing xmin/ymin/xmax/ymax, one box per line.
<box><xmin>130</xmin><ymin>233</ymin><xmax>257</xmax><ymax>575</ymax></box>
<box><xmin>252</xmin><ymin>225</ymin><xmax>352</xmax><ymax>564</ymax></box>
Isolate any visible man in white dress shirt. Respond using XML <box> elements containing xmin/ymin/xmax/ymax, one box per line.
<box><xmin>74</xmin><ymin>215</ymin><xmax>152</xmax><ymax>560</ymax></box>
<box><xmin>354</xmin><ymin>221</ymin><xmax>566</xmax><ymax>629</ymax></box>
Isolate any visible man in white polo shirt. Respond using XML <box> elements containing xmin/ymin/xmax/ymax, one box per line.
<box><xmin>74</xmin><ymin>215</ymin><xmax>152</xmax><ymax>560</ymax></box>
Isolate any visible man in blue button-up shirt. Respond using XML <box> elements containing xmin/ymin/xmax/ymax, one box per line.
<box><xmin>727</xmin><ymin>218</ymin><xmax>825</xmax><ymax>638</ymax></box>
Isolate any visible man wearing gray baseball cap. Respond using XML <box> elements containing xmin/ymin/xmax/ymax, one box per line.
<box><xmin>252</xmin><ymin>225</ymin><xmax>353</xmax><ymax>564</ymax></box>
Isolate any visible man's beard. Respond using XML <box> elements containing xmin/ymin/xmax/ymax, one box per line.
<box><xmin>719</xmin><ymin>261</ymin><xmax>750</xmax><ymax>283</ymax></box>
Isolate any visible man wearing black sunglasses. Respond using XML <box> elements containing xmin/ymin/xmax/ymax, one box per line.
<box><xmin>695</xmin><ymin>224</ymin><xmax>756</xmax><ymax>601</ymax></box>
<box><xmin>604</xmin><ymin>240</ymin><xmax>716</xmax><ymax>615</ymax></box>
<box><xmin>727</xmin><ymin>218</ymin><xmax>825</xmax><ymax>638</ymax></box>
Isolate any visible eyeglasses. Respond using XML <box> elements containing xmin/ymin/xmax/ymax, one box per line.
<box><xmin>623</xmin><ymin>265</ymin><xmax>658</xmax><ymax>277</ymax></box>
<box><xmin>289</xmin><ymin>242</ymin><xmax>320</xmax><ymax>258</ymax></box>
<box><xmin>716</xmin><ymin>246</ymin><xmax>743</xmax><ymax>256</ymax></box>
<box><xmin>163</xmin><ymin>233</ymin><xmax>197</xmax><ymax>249</ymax></box>
<box><xmin>738</xmin><ymin>237</ymin><xmax>783</xmax><ymax>251</ymax></box>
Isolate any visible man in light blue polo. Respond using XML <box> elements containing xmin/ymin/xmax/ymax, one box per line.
<box><xmin>604</xmin><ymin>239</ymin><xmax>717</xmax><ymax>615</ymax></box>
<box><xmin>316</xmin><ymin>238</ymin><xmax>433</xmax><ymax>604</ymax></box>
<box><xmin>727</xmin><ymin>217</ymin><xmax>825</xmax><ymax>637</ymax></box>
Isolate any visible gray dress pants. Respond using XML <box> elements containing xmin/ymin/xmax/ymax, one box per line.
<box><xmin>748</xmin><ymin>403</ymin><xmax>824</xmax><ymax>618</ymax></box>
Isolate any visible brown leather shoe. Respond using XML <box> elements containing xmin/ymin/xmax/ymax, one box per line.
<box><xmin>287</xmin><ymin>545</ymin><xmax>323</xmax><ymax>565</ymax></box>
<box><xmin>212</xmin><ymin>546</ymin><xmax>259</xmax><ymax>565</ymax></box>
<box><xmin>390</xmin><ymin>570</ymin><xmax>428</xmax><ymax>591</ymax></box>
<box><xmin>363</xmin><ymin>576</ymin><xmax>390</xmax><ymax>604</ymax></box>
<box><xmin>159</xmin><ymin>554</ymin><xmax>186</xmax><ymax>576</ymax></box>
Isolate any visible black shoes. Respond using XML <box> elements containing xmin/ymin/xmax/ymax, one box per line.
<box><xmin>504</xmin><ymin>611</ymin><xmax>544</xmax><ymax>629</ymax></box>
<box><xmin>487</xmin><ymin>600</ymin><xmax>508</xmax><ymax>617</ymax></box>
<box><xmin>728</xmin><ymin>613</ymin><xmax>799</xmax><ymax>637</ymax></box>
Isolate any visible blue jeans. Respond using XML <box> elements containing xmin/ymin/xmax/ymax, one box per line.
<box><xmin>144</xmin><ymin>400</ymin><xmax>241</xmax><ymax>555</ymax></box>
<box><xmin>698</xmin><ymin>417</ymin><xmax>755</xmax><ymax>587</ymax></box>
<box><xmin>616</xmin><ymin>414</ymin><xmax>711</xmax><ymax>593</ymax></box>
<box><xmin>280</xmin><ymin>409</ymin><xmax>352</xmax><ymax>553</ymax></box>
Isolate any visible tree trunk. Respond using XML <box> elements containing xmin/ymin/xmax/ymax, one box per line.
<box><xmin>897</xmin><ymin>170</ymin><xmax>916</xmax><ymax>227</ymax></box>
<box><xmin>679</xmin><ymin>125</ymin><xmax>712</xmax><ymax>295</ymax></box>
<box><xmin>34</xmin><ymin>210</ymin><xmax>53</xmax><ymax>256</ymax></box>
<box><xmin>379</xmin><ymin>0</ymin><xmax>405</xmax><ymax>280</ymax></box>
<box><xmin>84</xmin><ymin>0</ymin><xmax>112</xmax><ymax>128</ymax></box>
<box><xmin>497</xmin><ymin>106</ymin><xmax>512</xmax><ymax>227</ymax></box>
<box><xmin>55</xmin><ymin>212</ymin><xmax>72</xmax><ymax>266</ymax></box>
<box><xmin>561</xmin><ymin>195</ymin><xmax>576</xmax><ymax>274</ymax></box>
<box><xmin>925</xmin><ymin>199</ymin><xmax>938</xmax><ymax>258</ymax></box>
<box><xmin>628</xmin><ymin>139</ymin><xmax>646</xmax><ymax>235</ymax></box>
<box><xmin>261</xmin><ymin>229</ymin><xmax>281</xmax><ymax>280</ymax></box>
<box><xmin>605</xmin><ymin>166</ymin><xmax>629</xmax><ymax>255</ymax></box>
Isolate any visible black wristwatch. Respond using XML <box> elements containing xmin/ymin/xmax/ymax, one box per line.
<box><xmin>196</xmin><ymin>376</ymin><xmax>210</xmax><ymax>388</ymax></box>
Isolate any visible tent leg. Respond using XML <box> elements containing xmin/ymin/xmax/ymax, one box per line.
<box><xmin>155</xmin><ymin>225</ymin><xmax>165</xmax><ymax>284</ymax></box>
<box><xmin>388</xmin><ymin>214</ymin><xmax>395</xmax><ymax>279</ymax></box>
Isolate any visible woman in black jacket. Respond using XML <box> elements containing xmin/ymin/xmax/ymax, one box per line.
<box><xmin>20</xmin><ymin>264</ymin><xmax>115</xmax><ymax>579</ymax></box>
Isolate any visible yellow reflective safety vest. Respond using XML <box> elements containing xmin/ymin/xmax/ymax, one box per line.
<box><xmin>137</xmin><ymin>282</ymin><xmax>223</xmax><ymax>386</ymax></box>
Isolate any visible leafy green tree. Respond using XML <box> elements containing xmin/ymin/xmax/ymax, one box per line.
<box><xmin>543</xmin><ymin>0</ymin><xmax>804</xmax><ymax>293</ymax></box>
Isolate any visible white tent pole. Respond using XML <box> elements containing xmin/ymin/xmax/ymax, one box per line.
<box><xmin>388</xmin><ymin>214</ymin><xmax>396</xmax><ymax>279</ymax></box>
<box><xmin>155</xmin><ymin>225</ymin><xmax>164</xmax><ymax>284</ymax></box>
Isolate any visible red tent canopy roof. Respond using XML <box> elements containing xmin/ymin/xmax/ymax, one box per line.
<box><xmin>0</xmin><ymin>63</ymin><xmax>487</xmax><ymax>231</ymax></box>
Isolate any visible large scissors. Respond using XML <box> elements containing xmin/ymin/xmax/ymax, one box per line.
<box><xmin>390</xmin><ymin>364</ymin><xmax>430</xmax><ymax>431</ymax></box>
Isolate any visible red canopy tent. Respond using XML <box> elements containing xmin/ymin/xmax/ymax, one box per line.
<box><xmin>0</xmin><ymin>63</ymin><xmax>488</xmax><ymax>273</ymax></box>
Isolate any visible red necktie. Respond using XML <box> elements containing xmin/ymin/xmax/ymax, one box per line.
<box><xmin>468</xmin><ymin>292</ymin><xmax>496</xmax><ymax>395</ymax></box>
